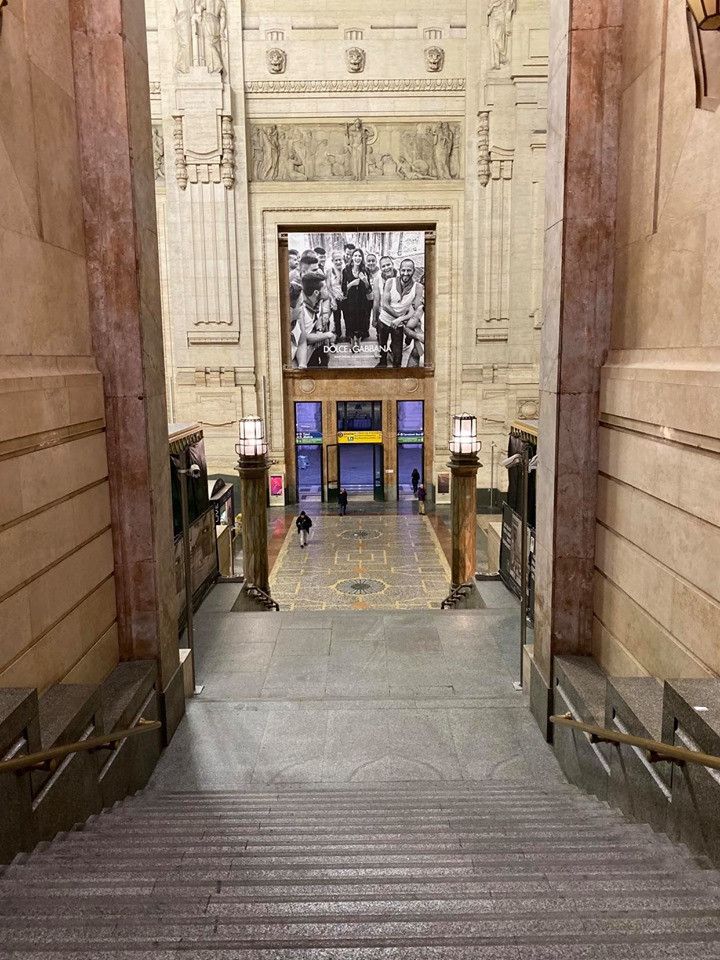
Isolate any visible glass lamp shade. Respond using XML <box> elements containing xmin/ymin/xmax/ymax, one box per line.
<box><xmin>449</xmin><ymin>413</ymin><xmax>481</xmax><ymax>455</ymax></box>
<box><xmin>688</xmin><ymin>0</ymin><xmax>720</xmax><ymax>29</ymax></box>
<box><xmin>237</xmin><ymin>416</ymin><xmax>268</xmax><ymax>457</ymax></box>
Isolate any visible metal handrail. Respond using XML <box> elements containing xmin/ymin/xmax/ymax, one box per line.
<box><xmin>550</xmin><ymin>712</ymin><xmax>720</xmax><ymax>771</ymax></box>
<box><xmin>246</xmin><ymin>583</ymin><xmax>279</xmax><ymax>611</ymax></box>
<box><xmin>441</xmin><ymin>582</ymin><xmax>473</xmax><ymax>609</ymax></box>
<box><xmin>0</xmin><ymin>718</ymin><xmax>161</xmax><ymax>776</ymax></box>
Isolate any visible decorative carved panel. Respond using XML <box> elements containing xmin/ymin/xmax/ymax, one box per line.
<box><xmin>249</xmin><ymin>119</ymin><xmax>463</xmax><ymax>182</ymax></box>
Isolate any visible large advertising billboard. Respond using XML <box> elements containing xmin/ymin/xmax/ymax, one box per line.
<box><xmin>287</xmin><ymin>230</ymin><xmax>426</xmax><ymax>370</ymax></box>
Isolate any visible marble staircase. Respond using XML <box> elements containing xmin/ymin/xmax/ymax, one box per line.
<box><xmin>2</xmin><ymin>781</ymin><xmax>720</xmax><ymax>957</ymax></box>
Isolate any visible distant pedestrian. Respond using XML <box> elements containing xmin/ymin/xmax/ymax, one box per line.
<box><xmin>296</xmin><ymin>510</ymin><xmax>313</xmax><ymax>548</ymax></box>
<box><xmin>338</xmin><ymin>488</ymin><xmax>349</xmax><ymax>516</ymax></box>
<box><xmin>411</xmin><ymin>468</ymin><xmax>420</xmax><ymax>495</ymax></box>
<box><xmin>417</xmin><ymin>483</ymin><xmax>427</xmax><ymax>515</ymax></box>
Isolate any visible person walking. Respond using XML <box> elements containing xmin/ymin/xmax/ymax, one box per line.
<box><xmin>411</xmin><ymin>468</ymin><xmax>420</xmax><ymax>496</ymax></box>
<box><xmin>338</xmin><ymin>488</ymin><xmax>349</xmax><ymax>516</ymax></box>
<box><xmin>417</xmin><ymin>483</ymin><xmax>427</xmax><ymax>515</ymax></box>
<box><xmin>296</xmin><ymin>510</ymin><xmax>313</xmax><ymax>548</ymax></box>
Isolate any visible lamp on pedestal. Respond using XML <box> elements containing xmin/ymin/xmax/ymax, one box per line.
<box><xmin>448</xmin><ymin>414</ymin><xmax>481</xmax><ymax>588</ymax></box>
<box><xmin>236</xmin><ymin>416</ymin><xmax>271</xmax><ymax>595</ymax></box>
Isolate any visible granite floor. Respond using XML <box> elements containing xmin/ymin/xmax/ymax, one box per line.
<box><xmin>267</xmin><ymin>514</ymin><xmax>452</xmax><ymax>610</ymax></box>
<box><xmin>153</xmin><ymin>584</ymin><xmax>556</xmax><ymax>790</ymax></box>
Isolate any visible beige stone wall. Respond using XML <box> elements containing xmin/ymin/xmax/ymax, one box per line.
<box><xmin>148</xmin><ymin>0</ymin><xmax>549</xmax><ymax>488</ymax></box>
<box><xmin>0</xmin><ymin>4</ymin><xmax>119</xmax><ymax>690</ymax></box>
<box><xmin>592</xmin><ymin>0</ymin><xmax>720</xmax><ymax>679</ymax></box>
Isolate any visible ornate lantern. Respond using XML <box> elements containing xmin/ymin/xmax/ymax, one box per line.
<box><xmin>688</xmin><ymin>0</ymin><xmax>720</xmax><ymax>30</ymax></box>
<box><xmin>449</xmin><ymin>413</ymin><xmax>481</xmax><ymax>456</ymax></box>
<box><xmin>237</xmin><ymin>416</ymin><xmax>268</xmax><ymax>458</ymax></box>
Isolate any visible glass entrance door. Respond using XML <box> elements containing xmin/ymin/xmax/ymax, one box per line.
<box><xmin>338</xmin><ymin>444</ymin><xmax>374</xmax><ymax>499</ymax></box>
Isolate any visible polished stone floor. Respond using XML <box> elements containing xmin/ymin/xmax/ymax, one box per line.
<box><xmin>266</xmin><ymin>514</ymin><xmax>452</xmax><ymax>610</ymax></box>
<box><xmin>153</xmin><ymin>584</ymin><xmax>557</xmax><ymax>791</ymax></box>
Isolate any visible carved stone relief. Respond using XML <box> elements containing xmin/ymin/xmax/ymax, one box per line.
<box><xmin>153</xmin><ymin>125</ymin><xmax>165</xmax><ymax>181</ymax></box>
<box><xmin>425</xmin><ymin>46</ymin><xmax>445</xmax><ymax>72</ymax></box>
<box><xmin>266</xmin><ymin>47</ymin><xmax>287</xmax><ymax>74</ymax></box>
<box><xmin>249</xmin><ymin>120</ymin><xmax>462</xmax><ymax>182</ymax></box>
<box><xmin>477</xmin><ymin>111</ymin><xmax>490</xmax><ymax>186</ymax></box>
<box><xmin>345</xmin><ymin>47</ymin><xmax>366</xmax><ymax>73</ymax></box>
<box><xmin>174</xmin><ymin>0</ymin><xmax>228</xmax><ymax>76</ymax></box>
<box><xmin>487</xmin><ymin>0</ymin><xmax>516</xmax><ymax>70</ymax></box>
<box><xmin>173</xmin><ymin>113</ymin><xmax>235</xmax><ymax>188</ymax></box>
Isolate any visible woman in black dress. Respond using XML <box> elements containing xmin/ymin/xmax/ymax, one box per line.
<box><xmin>341</xmin><ymin>248</ymin><xmax>372</xmax><ymax>351</ymax></box>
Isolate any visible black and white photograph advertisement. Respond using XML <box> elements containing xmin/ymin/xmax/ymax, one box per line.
<box><xmin>287</xmin><ymin>230</ymin><xmax>426</xmax><ymax>370</ymax></box>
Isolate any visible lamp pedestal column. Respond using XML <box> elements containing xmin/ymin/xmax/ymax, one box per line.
<box><xmin>238</xmin><ymin>454</ymin><xmax>270</xmax><ymax>595</ymax></box>
<box><xmin>449</xmin><ymin>452</ymin><xmax>480</xmax><ymax>588</ymax></box>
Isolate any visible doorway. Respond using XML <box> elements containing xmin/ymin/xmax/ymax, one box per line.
<box><xmin>398</xmin><ymin>444</ymin><xmax>423</xmax><ymax>499</ymax></box>
<box><xmin>296</xmin><ymin>445</ymin><xmax>323</xmax><ymax>501</ymax></box>
<box><xmin>338</xmin><ymin>443</ymin><xmax>385</xmax><ymax>500</ymax></box>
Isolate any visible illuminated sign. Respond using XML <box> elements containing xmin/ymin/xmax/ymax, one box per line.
<box><xmin>398</xmin><ymin>432</ymin><xmax>424</xmax><ymax>444</ymax></box>
<box><xmin>295</xmin><ymin>431</ymin><xmax>323</xmax><ymax>445</ymax></box>
<box><xmin>337</xmin><ymin>431</ymin><xmax>383</xmax><ymax>444</ymax></box>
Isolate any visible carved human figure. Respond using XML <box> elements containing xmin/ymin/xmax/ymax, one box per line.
<box><xmin>196</xmin><ymin>0</ymin><xmax>226</xmax><ymax>74</ymax></box>
<box><xmin>250</xmin><ymin>127</ymin><xmax>264</xmax><ymax>180</ymax></box>
<box><xmin>431</xmin><ymin>122</ymin><xmax>454</xmax><ymax>179</ymax></box>
<box><xmin>174</xmin><ymin>0</ymin><xmax>193</xmax><ymax>73</ymax></box>
<box><xmin>300</xmin><ymin>131</ymin><xmax>327</xmax><ymax>180</ymax></box>
<box><xmin>487</xmin><ymin>0</ymin><xmax>516</xmax><ymax>70</ymax></box>
<box><xmin>345</xmin><ymin>47</ymin><xmax>366</xmax><ymax>73</ymax></box>
<box><xmin>152</xmin><ymin>126</ymin><xmax>165</xmax><ymax>180</ymax></box>
<box><xmin>424</xmin><ymin>46</ymin><xmax>445</xmax><ymax>73</ymax></box>
<box><xmin>346</xmin><ymin>119</ymin><xmax>369</xmax><ymax>181</ymax></box>
<box><xmin>266</xmin><ymin>47</ymin><xmax>287</xmax><ymax>74</ymax></box>
<box><xmin>260</xmin><ymin>124</ymin><xmax>280</xmax><ymax>180</ymax></box>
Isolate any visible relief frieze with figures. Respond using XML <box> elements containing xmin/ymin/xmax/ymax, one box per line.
<box><xmin>249</xmin><ymin>119</ymin><xmax>463</xmax><ymax>182</ymax></box>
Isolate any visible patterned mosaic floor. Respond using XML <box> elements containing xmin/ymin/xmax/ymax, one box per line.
<box><xmin>269</xmin><ymin>515</ymin><xmax>452</xmax><ymax>610</ymax></box>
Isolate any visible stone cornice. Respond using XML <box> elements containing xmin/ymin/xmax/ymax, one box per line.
<box><xmin>244</xmin><ymin>78</ymin><xmax>465</xmax><ymax>94</ymax></box>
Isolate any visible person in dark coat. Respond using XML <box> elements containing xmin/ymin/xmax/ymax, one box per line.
<box><xmin>411</xmin><ymin>468</ymin><xmax>420</xmax><ymax>495</ymax></box>
<box><xmin>338</xmin><ymin>488</ymin><xmax>349</xmax><ymax>516</ymax></box>
<box><xmin>296</xmin><ymin>510</ymin><xmax>313</xmax><ymax>548</ymax></box>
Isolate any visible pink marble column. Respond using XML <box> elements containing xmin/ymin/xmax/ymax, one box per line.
<box><xmin>69</xmin><ymin>0</ymin><xmax>182</xmax><ymax>734</ymax></box>
<box><xmin>532</xmin><ymin>0</ymin><xmax>623</xmax><ymax>732</ymax></box>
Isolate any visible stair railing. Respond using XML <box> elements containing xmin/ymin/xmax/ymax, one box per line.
<box><xmin>0</xmin><ymin>718</ymin><xmax>161</xmax><ymax>776</ymax></box>
<box><xmin>245</xmin><ymin>583</ymin><xmax>280</xmax><ymax>610</ymax></box>
<box><xmin>440</xmin><ymin>582</ymin><xmax>474</xmax><ymax>609</ymax></box>
<box><xmin>551</xmin><ymin>712</ymin><xmax>720</xmax><ymax>771</ymax></box>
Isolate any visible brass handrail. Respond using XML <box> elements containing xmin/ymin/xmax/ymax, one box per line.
<box><xmin>0</xmin><ymin>718</ymin><xmax>161</xmax><ymax>775</ymax></box>
<box><xmin>550</xmin><ymin>712</ymin><xmax>720</xmax><ymax>771</ymax></box>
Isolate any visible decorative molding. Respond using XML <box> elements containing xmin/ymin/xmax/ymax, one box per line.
<box><xmin>150</xmin><ymin>80</ymin><xmax>161</xmax><ymax>96</ymax></box>
<box><xmin>249</xmin><ymin>119</ymin><xmax>462</xmax><ymax>182</ymax></box>
<box><xmin>477</xmin><ymin>111</ymin><xmax>490</xmax><ymax>186</ymax></box>
<box><xmin>173</xmin><ymin>116</ymin><xmax>188</xmax><ymax>189</ymax></box>
<box><xmin>172</xmin><ymin>113</ymin><xmax>235</xmax><ymax>188</ymax></box>
<box><xmin>298</xmin><ymin>379</ymin><xmax>316</xmax><ymax>395</ymax></box>
<box><xmin>345</xmin><ymin>46</ymin><xmax>366</xmax><ymax>73</ymax></box>
<box><xmin>425</xmin><ymin>46</ymin><xmax>445</xmax><ymax>73</ymax></box>
<box><xmin>220</xmin><ymin>116</ymin><xmax>235</xmax><ymax>189</ymax></box>
<box><xmin>152</xmin><ymin>126</ymin><xmax>165</xmax><ymax>181</ymax></box>
<box><xmin>266</xmin><ymin>47</ymin><xmax>286</xmax><ymax>74</ymax></box>
<box><xmin>476</xmin><ymin>330</ymin><xmax>508</xmax><ymax>342</ymax></box>
<box><xmin>244</xmin><ymin>77</ymin><xmax>466</xmax><ymax>94</ymax></box>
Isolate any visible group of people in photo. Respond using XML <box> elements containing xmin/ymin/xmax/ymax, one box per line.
<box><xmin>288</xmin><ymin>236</ymin><xmax>425</xmax><ymax>370</ymax></box>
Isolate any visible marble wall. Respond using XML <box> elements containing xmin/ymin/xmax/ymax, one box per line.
<box><xmin>146</xmin><ymin>0</ymin><xmax>549</xmax><ymax>487</ymax></box>
<box><xmin>594</xmin><ymin>0</ymin><xmax>720</xmax><ymax>679</ymax></box>
<box><xmin>0</xmin><ymin>2</ymin><xmax>118</xmax><ymax>690</ymax></box>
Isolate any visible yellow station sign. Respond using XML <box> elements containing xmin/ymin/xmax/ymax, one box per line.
<box><xmin>337</xmin><ymin>431</ymin><xmax>383</xmax><ymax>445</ymax></box>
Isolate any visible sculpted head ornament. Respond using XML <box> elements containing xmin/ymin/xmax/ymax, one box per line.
<box><xmin>425</xmin><ymin>46</ymin><xmax>445</xmax><ymax>72</ymax></box>
<box><xmin>345</xmin><ymin>47</ymin><xmax>366</xmax><ymax>73</ymax></box>
<box><xmin>266</xmin><ymin>47</ymin><xmax>287</xmax><ymax>74</ymax></box>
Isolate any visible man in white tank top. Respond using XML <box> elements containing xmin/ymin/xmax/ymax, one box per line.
<box><xmin>377</xmin><ymin>259</ymin><xmax>424</xmax><ymax>368</ymax></box>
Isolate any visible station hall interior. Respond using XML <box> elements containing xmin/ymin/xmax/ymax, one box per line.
<box><xmin>2</xmin><ymin>0</ymin><xmax>720</xmax><ymax>956</ymax></box>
